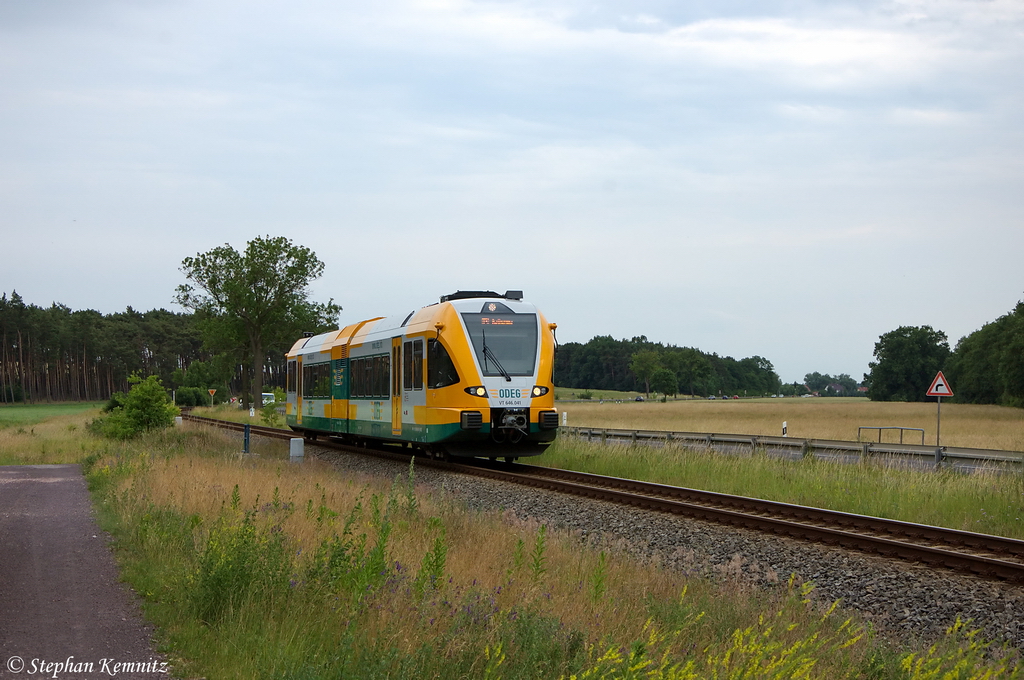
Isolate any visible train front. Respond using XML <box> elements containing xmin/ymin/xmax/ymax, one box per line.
<box><xmin>438</xmin><ymin>291</ymin><xmax>558</xmax><ymax>459</ymax></box>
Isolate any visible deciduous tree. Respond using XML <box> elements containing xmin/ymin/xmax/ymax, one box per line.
<box><xmin>650</xmin><ymin>367</ymin><xmax>678</xmax><ymax>397</ymax></box>
<box><xmin>945</xmin><ymin>299</ymin><xmax>1024</xmax><ymax>408</ymax></box>
<box><xmin>629</xmin><ymin>349</ymin><xmax>661</xmax><ymax>397</ymax></box>
<box><xmin>866</xmin><ymin>325</ymin><xmax>950</xmax><ymax>402</ymax></box>
<box><xmin>175</xmin><ymin>236</ymin><xmax>341</xmax><ymax>408</ymax></box>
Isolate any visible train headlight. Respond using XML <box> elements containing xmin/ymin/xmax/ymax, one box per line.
<box><xmin>465</xmin><ymin>386</ymin><xmax>488</xmax><ymax>397</ymax></box>
<box><xmin>531</xmin><ymin>386</ymin><xmax>549</xmax><ymax>397</ymax></box>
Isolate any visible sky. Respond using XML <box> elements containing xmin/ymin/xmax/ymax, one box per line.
<box><xmin>2</xmin><ymin>0</ymin><xmax>1022</xmax><ymax>384</ymax></box>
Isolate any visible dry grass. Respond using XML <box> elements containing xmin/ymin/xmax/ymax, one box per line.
<box><xmin>0</xmin><ymin>408</ymin><xmax>106</xmax><ymax>465</ymax></box>
<box><xmin>559</xmin><ymin>397</ymin><xmax>1024</xmax><ymax>451</ymax></box>
<box><xmin>123</xmin><ymin>425</ymin><xmax>725</xmax><ymax>647</ymax></box>
<box><xmin>89</xmin><ymin>424</ymin><xmax>894</xmax><ymax>678</ymax></box>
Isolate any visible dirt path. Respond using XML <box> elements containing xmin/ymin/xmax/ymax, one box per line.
<box><xmin>0</xmin><ymin>465</ymin><xmax>166</xmax><ymax>679</ymax></box>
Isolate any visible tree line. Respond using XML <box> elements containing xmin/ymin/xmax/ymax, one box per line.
<box><xmin>0</xmin><ymin>292</ymin><xmax>203</xmax><ymax>403</ymax></box>
<box><xmin>7</xmin><ymin>230</ymin><xmax>1018</xmax><ymax>410</ymax></box>
<box><xmin>865</xmin><ymin>297</ymin><xmax>1024</xmax><ymax>407</ymax></box>
<box><xmin>0</xmin><ymin>289</ymin><xmax>319</xmax><ymax>406</ymax></box>
<box><xmin>554</xmin><ymin>335</ymin><xmax>781</xmax><ymax>397</ymax></box>
<box><xmin>2</xmin><ymin>237</ymin><xmax>340</xmax><ymax>407</ymax></box>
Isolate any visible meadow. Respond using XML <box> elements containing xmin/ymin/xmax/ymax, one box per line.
<box><xmin>0</xmin><ymin>401</ymin><xmax>104</xmax><ymax>429</ymax></box>
<box><xmin>557</xmin><ymin>397</ymin><xmax>1024</xmax><ymax>452</ymax></box>
<box><xmin>4</xmin><ymin>405</ymin><xmax>1021</xmax><ymax>677</ymax></box>
<box><xmin>0</xmin><ymin>404</ymin><xmax>108</xmax><ymax>465</ymax></box>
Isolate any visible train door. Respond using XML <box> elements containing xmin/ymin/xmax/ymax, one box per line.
<box><xmin>402</xmin><ymin>338</ymin><xmax>426</xmax><ymax>439</ymax></box>
<box><xmin>391</xmin><ymin>338</ymin><xmax>402</xmax><ymax>436</ymax></box>
<box><xmin>295</xmin><ymin>356</ymin><xmax>303</xmax><ymax>424</ymax></box>
<box><xmin>286</xmin><ymin>359</ymin><xmax>297</xmax><ymax>419</ymax></box>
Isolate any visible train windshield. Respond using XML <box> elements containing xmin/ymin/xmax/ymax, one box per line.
<box><xmin>461</xmin><ymin>312</ymin><xmax>538</xmax><ymax>377</ymax></box>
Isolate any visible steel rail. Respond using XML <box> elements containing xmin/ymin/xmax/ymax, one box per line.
<box><xmin>182</xmin><ymin>414</ymin><xmax>1024</xmax><ymax>583</ymax></box>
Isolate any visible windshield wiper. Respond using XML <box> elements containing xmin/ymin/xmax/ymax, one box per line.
<box><xmin>484</xmin><ymin>345</ymin><xmax>513</xmax><ymax>382</ymax></box>
<box><xmin>481</xmin><ymin>327</ymin><xmax>512</xmax><ymax>382</ymax></box>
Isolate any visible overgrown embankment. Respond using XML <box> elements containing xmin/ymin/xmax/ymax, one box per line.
<box><xmin>79</xmin><ymin>424</ymin><xmax>1021</xmax><ymax>679</ymax></box>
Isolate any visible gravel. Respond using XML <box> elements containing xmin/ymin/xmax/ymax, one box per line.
<box><xmin>306</xmin><ymin>444</ymin><xmax>1024</xmax><ymax>652</ymax></box>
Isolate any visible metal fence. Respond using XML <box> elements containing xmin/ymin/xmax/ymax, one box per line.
<box><xmin>560</xmin><ymin>426</ymin><xmax>1024</xmax><ymax>473</ymax></box>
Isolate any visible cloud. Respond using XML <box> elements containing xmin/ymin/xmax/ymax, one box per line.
<box><xmin>2</xmin><ymin>0</ymin><xmax>1023</xmax><ymax>384</ymax></box>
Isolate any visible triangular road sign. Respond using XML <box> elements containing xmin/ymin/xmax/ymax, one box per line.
<box><xmin>926</xmin><ymin>371</ymin><xmax>953</xmax><ymax>397</ymax></box>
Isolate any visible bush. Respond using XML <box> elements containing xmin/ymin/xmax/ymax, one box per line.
<box><xmin>259</xmin><ymin>403</ymin><xmax>282</xmax><ymax>427</ymax></box>
<box><xmin>90</xmin><ymin>375</ymin><xmax>179</xmax><ymax>440</ymax></box>
<box><xmin>103</xmin><ymin>391</ymin><xmax>127</xmax><ymax>412</ymax></box>
<box><xmin>175</xmin><ymin>387</ymin><xmax>211</xmax><ymax>408</ymax></box>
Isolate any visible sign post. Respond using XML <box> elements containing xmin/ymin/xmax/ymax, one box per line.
<box><xmin>208</xmin><ymin>388</ymin><xmax>216</xmax><ymax>405</ymax></box>
<box><xmin>926</xmin><ymin>371</ymin><xmax>953</xmax><ymax>447</ymax></box>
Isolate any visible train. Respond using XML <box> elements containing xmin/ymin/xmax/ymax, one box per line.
<box><xmin>284</xmin><ymin>290</ymin><xmax>559</xmax><ymax>460</ymax></box>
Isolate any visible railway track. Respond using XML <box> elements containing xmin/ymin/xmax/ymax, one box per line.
<box><xmin>182</xmin><ymin>414</ymin><xmax>1024</xmax><ymax>584</ymax></box>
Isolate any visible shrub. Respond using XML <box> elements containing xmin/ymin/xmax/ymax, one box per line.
<box><xmin>174</xmin><ymin>387</ymin><xmax>211</xmax><ymax>408</ymax></box>
<box><xmin>90</xmin><ymin>374</ymin><xmax>179</xmax><ymax>440</ymax></box>
<box><xmin>103</xmin><ymin>391</ymin><xmax>127</xmax><ymax>413</ymax></box>
<box><xmin>259</xmin><ymin>403</ymin><xmax>282</xmax><ymax>427</ymax></box>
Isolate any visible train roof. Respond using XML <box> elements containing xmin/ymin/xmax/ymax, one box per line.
<box><xmin>287</xmin><ymin>291</ymin><xmax>538</xmax><ymax>358</ymax></box>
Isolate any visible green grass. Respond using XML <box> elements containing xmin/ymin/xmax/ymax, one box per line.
<box><xmin>539</xmin><ymin>436</ymin><xmax>1024</xmax><ymax>539</ymax></box>
<box><xmin>0</xmin><ymin>402</ymin><xmax>104</xmax><ymax>428</ymax></box>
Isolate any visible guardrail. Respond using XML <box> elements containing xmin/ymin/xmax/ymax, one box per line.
<box><xmin>561</xmin><ymin>426</ymin><xmax>1024</xmax><ymax>471</ymax></box>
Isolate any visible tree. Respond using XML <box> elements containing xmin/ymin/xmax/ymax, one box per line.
<box><xmin>945</xmin><ymin>298</ymin><xmax>1024</xmax><ymax>408</ymax></box>
<box><xmin>175</xmin><ymin>236</ymin><xmax>341</xmax><ymax>408</ymax></box>
<box><xmin>866</xmin><ymin>325</ymin><xmax>950</xmax><ymax>402</ymax></box>
<box><xmin>650</xmin><ymin>368</ymin><xmax>678</xmax><ymax>397</ymax></box>
<box><xmin>664</xmin><ymin>347</ymin><xmax>712</xmax><ymax>396</ymax></box>
<box><xmin>804</xmin><ymin>372</ymin><xmax>831</xmax><ymax>394</ymax></box>
<box><xmin>629</xmin><ymin>349</ymin><xmax>661</xmax><ymax>396</ymax></box>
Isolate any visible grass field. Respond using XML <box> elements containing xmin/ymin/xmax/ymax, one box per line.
<box><xmin>0</xmin><ymin>402</ymin><xmax>104</xmax><ymax>428</ymax></box>
<box><xmin>557</xmin><ymin>397</ymin><xmax>1024</xmax><ymax>452</ymax></box>
<box><xmin>0</xmin><ymin>404</ymin><xmax>106</xmax><ymax>465</ymax></box>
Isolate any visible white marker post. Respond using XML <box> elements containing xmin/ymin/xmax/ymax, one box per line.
<box><xmin>926</xmin><ymin>371</ymin><xmax>954</xmax><ymax>447</ymax></box>
<box><xmin>782</xmin><ymin>421</ymin><xmax>787</xmax><ymax>437</ymax></box>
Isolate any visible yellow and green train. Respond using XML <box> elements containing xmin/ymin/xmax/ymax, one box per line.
<box><xmin>285</xmin><ymin>291</ymin><xmax>559</xmax><ymax>460</ymax></box>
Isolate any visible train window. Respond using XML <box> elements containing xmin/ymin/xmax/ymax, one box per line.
<box><xmin>302</xmin><ymin>362</ymin><xmax>332</xmax><ymax>399</ymax></box>
<box><xmin>392</xmin><ymin>346</ymin><xmax>400</xmax><ymax>397</ymax></box>
<box><xmin>350</xmin><ymin>354</ymin><xmax>390</xmax><ymax>398</ymax></box>
<box><xmin>287</xmin><ymin>360</ymin><xmax>297</xmax><ymax>393</ymax></box>
<box><xmin>375</xmin><ymin>355</ymin><xmax>388</xmax><ymax>396</ymax></box>
<box><xmin>350</xmin><ymin>358</ymin><xmax>364</xmax><ymax>397</ymax></box>
<box><xmin>427</xmin><ymin>339</ymin><xmax>460</xmax><ymax>388</ymax></box>
<box><xmin>403</xmin><ymin>341</ymin><xmax>413</xmax><ymax>390</ymax></box>
<box><xmin>412</xmin><ymin>339</ymin><xmax>423</xmax><ymax>389</ymax></box>
<box><xmin>461</xmin><ymin>312</ymin><xmax>538</xmax><ymax>377</ymax></box>
<box><xmin>402</xmin><ymin>339</ymin><xmax>425</xmax><ymax>390</ymax></box>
